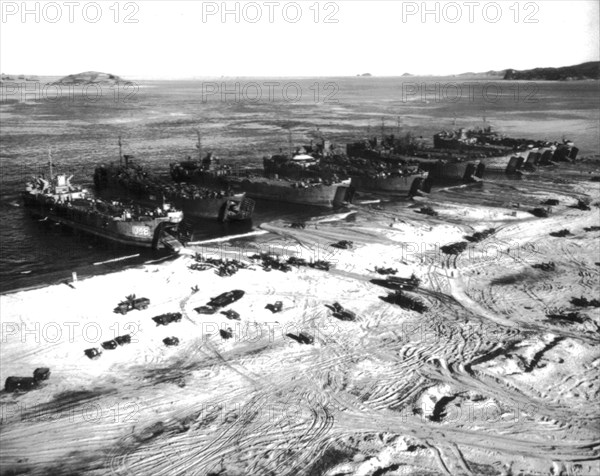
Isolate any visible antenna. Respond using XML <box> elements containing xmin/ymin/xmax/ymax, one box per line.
<box><xmin>288</xmin><ymin>127</ymin><xmax>292</xmax><ymax>157</ymax></box>
<box><xmin>118</xmin><ymin>135</ymin><xmax>123</xmax><ymax>166</ymax></box>
<box><xmin>381</xmin><ymin>117</ymin><xmax>385</xmax><ymax>143</ymax></box>
<box><xmin>195</xmin><ymin>129</ymin><xmax>202</xmax><ymax>162</ymax></box>
<box><xmin>397</xmin><ymin>116</ymin><xmax>401</xmax><ymax>135</ymax></box>
<box><xmin>452</xmin><ymin>113</ymin><xmax>457</xmax><ymax>127</ymax></box>
<box><xmin>48</xmin><ymin>148</ymin><xmax>53</xmax><ymax>180</ymax></box>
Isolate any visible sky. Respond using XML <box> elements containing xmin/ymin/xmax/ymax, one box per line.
<box><xmin>1</xmin><ymin>0</ymin><xmax>599</xmax><ymax>78</ymax></box>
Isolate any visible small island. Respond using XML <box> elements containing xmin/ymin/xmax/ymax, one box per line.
<box><xmin>50</xmin><ymin>71</ymin><xmax>127</xmax><ymax>86</ymax></box>
<box><xmin>1</xmin><ymin>73</ymin><xmax>39</xmax><ymax>82</ymax></box>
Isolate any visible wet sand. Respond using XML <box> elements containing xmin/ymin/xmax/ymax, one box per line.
<box><xmin>1</xmin><ymin>175</ymin><xmax>599</xmax><ymax>475</ymax></box>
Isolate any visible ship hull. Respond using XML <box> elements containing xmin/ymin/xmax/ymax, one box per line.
<box><xmin>22</xmin><ymin>193</ymin><xmax>179</xmax><ymax>249</ymax></box>
<box><xmin>425</xmin><ymin>161</ymin><xmax>485</xmax><ymax>183</ymax></box>
<box><xmin>225</xmin><ymin>177</ymin><xmax>352</xmax><ymax>207</ymax></box>
<box><xmin>177</xmin><ymin>172</ymin><xmax>352</xmax><ymax>208</ymax></box>
<box><xmin>172</xmin><ymin>195</ymin><xmax>251</xmax><ymax>221</ymax></box>
<box><xmin>350</xmin><ymin>173</ymin><xmax>430</xmax><ymax>195</ymax></box>
<box><xmin>94</xmin><ymin>168</ymin><xmax>253</xmax><ymax>222</ymax></box>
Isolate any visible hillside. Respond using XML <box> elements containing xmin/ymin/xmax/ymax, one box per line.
<box><xmin>456</xmin><ymin>70</ymin><xmax>506</xmax><ymax>79</ymax></box>
<box><xmin>503</xmin><ymin>61</ymin><xmax>599</xmax><ymax>81</ymax></box>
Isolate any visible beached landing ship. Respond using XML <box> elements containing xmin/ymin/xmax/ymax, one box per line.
<box><xmin>461</xmin><ymin>125</ymin><xmax>579</xmax><ymax>161</ymax></box>
<box><xmin>425</xmin><ymin>158</ymin><xmax>486</xmax><ymax>183</ymax></box>
<box><xmin>266</xmin><ymin>147</ymin><xmax>429</xmax><ymax>197</ymax></box>
<box><xmin>349</xmin><ymin>169</ymin><xmax>430</xmax><ymax>195</ymax></box>
<box><xmin>94</xmin><ymin>140</ymin><xmax>254</xmax><ymax>222</ymax></box>
<box><xmin>23</xmin><ymin>163</ymin><xmax>183</xmax><ymax>249</ymax></box>
<box><xmin>517</xmin><ymin>140</ymin><xmax>579</xmax><ymax>172</ymax></box>
<box><xmin>344</xmin><ymin>128</ymin><xmax>487</xmax><ymax>183</ymax></box>
<box><xmin>170</xmin><ymin>132</ymin><xmax>354</xmax><ymax>208</ymax></box>
<box><xmin>430</xmin><ymin>125</ymin><xmax>578</xmax><ymax>175</ymax></box>
<box><xmin>226</xmin><ymin>173</ymin><xmax>353</xmax><ymax>207</ymax></box>
<box><xmin>261</xmin><ymin>137</ymin><xmax>430</xmax><ymax>196</ymax></box>
<box><xmin>370</xmin><ymin>131</ymin><xmax>488</xmax><ymax>183</ymax></box>
<box><xmin>338</xmin><ymin>138</ymin><xmax>431</xmax><ymax>194</ymax></box>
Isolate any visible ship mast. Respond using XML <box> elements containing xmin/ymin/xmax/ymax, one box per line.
<box><xmin>381</xmin><ymin>117</ymin><xmax>385</xmax><ymax>143</ymax></box>
<box><xmin>287</xmin><ymin>128</ymin><xmax>292</xmax><ymax>157</ymax></box>
<box><xmin>196</xmin><ymin>129</ymin><xmax>202</xmax><ymax>162</ymax></box>
<box><xmin>48</xmin><ymin>148</ymin><xmax>53</xmax><ymax>180</ymax></box>
<box><xmin>118</xmin><ymin>135</ymin><xmax>123</xmax><ymax>166</ymax></box>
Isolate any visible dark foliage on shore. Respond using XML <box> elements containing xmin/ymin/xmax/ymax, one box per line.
<box><xmin>504</xmin><ymin>61</ymin><xmax>600</xmax><ymax>81</ymax></box>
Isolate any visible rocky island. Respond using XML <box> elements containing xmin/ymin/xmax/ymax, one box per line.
<box><xmin>50</xmin><ymin>71</ymin><xmax>127</xmax><ymax>86</ymax></box>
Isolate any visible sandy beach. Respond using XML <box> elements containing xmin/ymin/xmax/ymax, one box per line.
<box><xmin>1</xmin><ymin>176</ymin><xmax>599</xmax><ymax>476</ymax></box>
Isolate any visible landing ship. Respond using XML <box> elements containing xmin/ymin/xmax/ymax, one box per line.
<box><xmin>24</xmin><ymin>159</ymin><xmax>183</xmax><ymax>249</ymax></box>
<box><xmin>170</xmin><ymin>132</ymin><xmax>354</xmax><ymax>208</ymax></box>
<box><xmin>94</xmin><ymin>138</ymin><xmax>255</xmax><ymax>222</ymax></box>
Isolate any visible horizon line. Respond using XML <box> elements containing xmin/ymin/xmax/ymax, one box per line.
<box><xmin>3</xmin><ymin>58</ymin><xmax>599</xmax><ymax>81</ymax></box>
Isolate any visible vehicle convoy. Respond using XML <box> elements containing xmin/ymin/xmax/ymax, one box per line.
<box><xmin>169</xmin><ymin>132</ymin><xmax>354</xmax><ymax>208</ymax></box>
<box><xmin>94</xmin><ymin>139</ymin><xmax>255</xmax><ymax>222</ymax></box>
<box><xmin>5</xmin><ymin>367</ymin><xmax>51</xmax><ymax>393</ymax></box>
<box><xmin>23</xmin><ymin>161</ymin><xmax>183</xmax><ymax>250</ymax></box>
